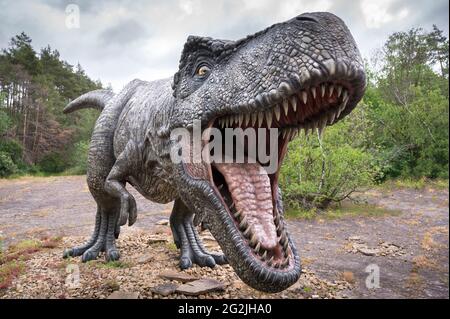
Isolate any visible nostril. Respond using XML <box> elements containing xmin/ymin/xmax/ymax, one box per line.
<box><xmin>295</xmin><ymin>16</ymin><xmax>319</xmax><ymax>23</ymax></box>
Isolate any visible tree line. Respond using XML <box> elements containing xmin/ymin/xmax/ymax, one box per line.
<box><xmin>0</xmin><ymin>32</ymin><xmax>101</xmax><ymax>176</ymax></box>
<box><xmin>0</xmin><ymin>27</ymin><xmax>448</xmax><ymax>212</ymax></box>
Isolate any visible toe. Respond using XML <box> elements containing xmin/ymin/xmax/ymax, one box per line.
<box><xmin>180</xmin><ymin>256</ymin><xmax>193</xmax><ymax>269</ymax></box>
<box><xmin>82</xmin><ymin>250</ymin><xmax>98</xmax><ymax>262</ymax></box>
<box><xmin>106</xmin><ymin>249</ymin><xmax>120</xmax><ymax>261</ymax></box>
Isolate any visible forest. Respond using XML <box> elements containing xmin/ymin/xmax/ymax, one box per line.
<box><xmin>0</xmin><ymin>27</ymin><xmax>448</xmax><ymax>210</ymax></box>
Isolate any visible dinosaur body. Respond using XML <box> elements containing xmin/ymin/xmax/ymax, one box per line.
<box><xmin>63</xmin><ymin>12</ymin><xmax>366</xmax><ymax>292</ymax></box>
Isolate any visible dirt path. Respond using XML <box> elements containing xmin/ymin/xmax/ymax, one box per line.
<box><xmin>0</xmin><ymin>176</ymin><xmax>448</xmax><ymax>298</ymax></box>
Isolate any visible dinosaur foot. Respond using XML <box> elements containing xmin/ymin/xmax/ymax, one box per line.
<box><xmin>63</xmin><ymin>210</ymin><xmax>120</xmax><ymax>262</ymax></box>
<box><xmin>172</xmin><ymin>219</ymin><xmax>227</xmax><ymax>269</ymax></box>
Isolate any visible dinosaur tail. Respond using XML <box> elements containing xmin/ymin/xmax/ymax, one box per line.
<box><xmin>63</xmin><ymin>89</ymin><xmax>115</xmax><ymax>114</ymax></box>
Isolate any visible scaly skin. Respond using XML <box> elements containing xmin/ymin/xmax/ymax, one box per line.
<box><xmin>62</xmin><ymin>12</ymin><xmax>366</xmax><ymax>292</ymax></box>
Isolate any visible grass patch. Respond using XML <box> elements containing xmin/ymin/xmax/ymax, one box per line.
<box><xmin>0</xmin><ymin>237</ymin><xmax>62</xmax><ymax>289</ymax></box>
<box><xmin>285</xmin><ymin>201</ymin><xmax>401</xmax><ymax>220</ymax></box>
<box><xmin>0</xmin><ymin>261</ymin><xmax>25</xmax><ymax>289</ymax></box>
<box><xmin>166</xmin><ymin>242</ymin><xmax>178</xmax><ymax>252</ymax></box>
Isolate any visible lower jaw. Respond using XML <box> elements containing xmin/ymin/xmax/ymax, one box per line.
<box><xmin>206</xmin><ymin>205</ymin><xmax>302</xmax><ymax>292</ymax></box>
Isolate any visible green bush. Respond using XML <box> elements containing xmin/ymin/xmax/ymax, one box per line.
<box><xmin>0</xmin><ymin>151</ymin><xmax>18</xmax><ymax>177</ymax></box>
<box><xmin>65</xmin><ymin>140</ymin><xmax>89</xmax><ymax>175</ymax></box>
<box><xmin>37</xmin><ymin>152</ymin><xmax>66</xmax><ymax>173</ymax></box>
<box><xmin>280</xmin><ymin>112</ymin><xmax>378</xmax><ymax>210</ymax></box>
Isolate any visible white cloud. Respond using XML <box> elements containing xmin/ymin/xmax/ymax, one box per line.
<box><xmin>0</xmin><ymin>0</ymin><xmax>447</xmax><ymax>92</ymax></box>
<box><xmin>361</xmin><ymin>0</ymin><xmax>409</xmax><ymax>28</ymax></box>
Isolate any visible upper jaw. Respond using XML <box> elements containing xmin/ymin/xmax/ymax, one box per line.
<box><xmin>203</xmin><ymin>58</ymin><xmax>366</xmax><ymax>130</ymax></box>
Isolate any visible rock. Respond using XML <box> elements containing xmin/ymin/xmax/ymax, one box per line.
<box><xmin>311</xmin><ymin>294</ymin><xmax>320</xmax><ymax>299</ymax></box>
<box><xmin>151</xmin><ymin>283</ymin><xmax>178</xmax><ymax>296</ymax></box>
<box><xmin>176</xmin><ymin>278</ymin><xmax>225</xmax><ymax>296</ymax></box>
<box><xmin>159</xmin><ymin>271</ymin><xmax>198</xmax><ymax>283</ymax></box>
<box><xmin>156</xmin><ymin>219</ymin><xmax>170</xmax><ymax>226</ymax></box>
<box><xmin>107</xmin><ymin>291</ymin><xmax>140</xmax><ymax>299</ymax></box>
<box><xmin>348</xmin><ymin>236</ymin><xmax>361</xmax><ymax>241</ymax></box>
<box><xmin>357</xmin><ymin>247</ymin><xmax>378</xmax><ymax>256</ymax></box>
<box><xmin>342</xmin><ymin>271</ymin><xmax>355</xmax><ymax>284</ymax></box>
<box><xmin>137</xmin><ymin>254</ymin><xmax>153</xmax><ymax>264</ymax></box>
<box><xmin>147</xmin><ymin>236</ymin><xmax>168</xmax><ymax>244</ymax></box>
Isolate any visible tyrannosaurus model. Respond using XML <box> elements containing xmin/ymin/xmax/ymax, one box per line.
<box><xmin>62</xmin><ymin>12</ymin><xmax>366</xmax><ymax>293</ymax></box>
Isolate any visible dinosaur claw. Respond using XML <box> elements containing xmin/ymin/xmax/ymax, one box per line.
<box><xmin>106</xmin><ymin>249</ymin><xmax>120</xmax><ymax>262</ymax></box>
<box><xmin>180</xmin><ymin>257</ymin><xmax>193</xmax><ymax>269</ymax></box>
<box><xmin>82</xmin><ymin>250</ymin><xmax>99</xmax><ymax>263</ymax></box>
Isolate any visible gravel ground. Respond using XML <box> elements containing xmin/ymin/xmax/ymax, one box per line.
<box><xmin>0</xmin><ymin>176</ymin><xmax>448</xmax><ymax>299</ymax></box>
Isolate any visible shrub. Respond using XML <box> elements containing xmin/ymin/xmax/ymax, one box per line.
<box><xmin>0</xmin><ymin>151</ymin><xmax>17</xmax><ymax>177</ymax></box>
<box><xmin>280</xmin><ymin>110</ymin><xmax>378</xmax><ymax>210</ymax></box>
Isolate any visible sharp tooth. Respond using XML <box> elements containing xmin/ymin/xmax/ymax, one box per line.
<box><xmin>258</xmin><ymin>112</ymin><xmax>264</xmax><ymax>127</ymax></box>
<box><xmin>261</xmin><ymin>251</ymin><xmax>268</xmax><ymax>260</ymax></box>
<box><xmin>234</xmin><ymin>210</ymin><xmax>241</xmax><ymax>219</ymax></box>
<box><xmin>239</xmin><ymin>217</ymin><xmax>248</xmax><ymax>230</ymax></box>
<box><xmin>318</xmin><ymin>116</ymin><xmax>327</xmax><ymax>137</ymax></box>
<box><xmin>342</xmin><ymin>90</ymin><xmax>348</xmax><ymax>102</ymax></box>
<box><xmin>290</xmin><ymin>96</ymin><xmax>297</xmax><ymax>112</ymax></box>
<box><xmin>282</xmin><ymin>129</ymin><xmax>288</xmax><ymax>139</ymax></box>
<box><xmin>234</xmin><ymin>115</ymin><xmax>239</xmax><ymax>126</ymax></box>
<box><xmin>282</xmin><ymin>99</ymin><xmax>289</xmax><ymax>116</ymax></box>
<box><xmin>238</xmin><ymin>114</ymin><xmax>243</xmax><ymax>127</ymax></box>
<box><xmin>311</xmin><ymin>87</ymin><xmax>316</xmax><ymax>99</ymax></box>
<box><xmin>251</xmin><ymin>113</ymin><xmax>258</xmax><ymax>126</ymax></box>
<box><xmin>274</xmin><ymin>105</ymin><xmax>281</xmax><ymax>121</ymax></box>
<box><xmin>267</xmin><ymin>256</ymin><xmax>274</xmax><ymax>266</ymax></box>
<box><xmin>265</xmin><ymin>111</ymin><xmax>272</xmax><ymax>127</ymax></box>
<box><xmin>243</xmin><ymin>227</ymin><xmax>251</xmax><ymax>237</ymax></box>
<box><xmin>244</xmin><ymin>114</ymin><xmax>250</xmax><ymax>126</ymax></box>
<box><xmin>301</xmin><ymin>91</ymin><xmax>308</xmax><ymax>104</ymax></box>
<box><xmin>321</xmin><ymin>84</ymin><xmax>326</xmax><ymax>97</ymax></box>
<box><xmin>282</xmin><ymin>257</ymin><xmax>289</xmax><ymax>267</ymax></box>
<box><xmin>218</xmin><ymin>184</ymin><xmax>224</xmax><ymax>190</ymax></box>
<box><xmin>336</xmin><ymin>85</ymin><xmax>342</xmax><ymax>98</ymax></box>
<box><xmin>328</xmin><ymin>85</ymin><xmax>334</xmax><ymax>97</ymax></box>
<box><xmin>228</xmin><ymin>116</ymin><xmax>233</xmax><ymax>127</ymax></box>
<box><xmin>255</xmin><ymin>242</ymin><xmax>261</xmax><ymax>253</ymax></box>
<box><xmin>273</xmin><ymin>214</ymin><xmax>280</xmax><ymax>225</ymax></box>
<box><xmin>250</xmin><ymin>233</ymin><xmax>258</xmax><ymax>247</ymax></box>
<box><xmin>328</xmin><ymin>111</ymin><xmax>337</xmax><ymax>124</ymax></box>
<box><xmin>283</xmin><ymin>240</ymin><xmax>289</xmax><ymax>252</ymax></box>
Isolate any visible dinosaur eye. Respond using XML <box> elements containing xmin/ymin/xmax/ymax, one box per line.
<box><xmin>196</xmin><ymin>65</ymin><xmax>211</xmax><ymax>76</ymax></box>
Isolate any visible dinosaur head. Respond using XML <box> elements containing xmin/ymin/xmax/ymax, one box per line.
<box><xmin>169</xmin><ymin>12</ymin><xmax>366</xmax><ymax>292</ymax></box>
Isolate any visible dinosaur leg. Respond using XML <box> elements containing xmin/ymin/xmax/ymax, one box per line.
<box><xmin>170</xmin><ymin>199</ymin><xmax>227</xmax><ymax>269</ymax></box>
<box><xmin>63</xmin><ymin>206</ymin><xmax>102</xmax><ymax>258</ymax></box>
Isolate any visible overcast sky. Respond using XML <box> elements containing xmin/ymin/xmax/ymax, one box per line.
<box><xmin>0</xmin><ymin>0</ymin><xmax>448</xmax><ymax>91</ymax></box>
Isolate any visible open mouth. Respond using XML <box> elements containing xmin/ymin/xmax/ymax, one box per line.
<box><xmin>204</xmin><ymin>80</ymin><xmax>353</xmax><ymax>270</ymax></box>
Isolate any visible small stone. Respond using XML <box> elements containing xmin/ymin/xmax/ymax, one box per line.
<box><xmin>151</xmin><ymin>283</ymin><xmax>178</xmax><ymax>296</ymax></box>
<box><xmin>137</xmin><ymin>254</ymin><xmax>153</xmax><ymax>264</ymax></box>
<box><xmin>159</xmin><ymin>271</ymin><xmax>198</xmax><ymax>283</ymax></box>
<box><xmin>311</xmin><ymin>294</ymin><xmax>320</xmax><ymax>299</ymax></box>
<box><xmin>348</xmin><ymin>236</ymin><xmax>361</xmax><ymax>241</ymax></box>
<box><xmin>357</xmin><ymin>247</ymin><xmax>378</xmax><ymax>256</ymax></box>
<box><xmin>107</xmin><ymin>291</ymin><xmax>140</xmax><ymax>299</ymax></box>
<box><xmin>176</xmin><ymin>278</ymin><xmax>225</xmax><ymax>296</ymax></box>
<box><xmin>156</xmin><ymin>219</ymin><xmax>170</xmax><ymax>226</ymax></box>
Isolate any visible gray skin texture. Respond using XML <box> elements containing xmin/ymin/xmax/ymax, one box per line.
<box><xmin>62</xmin><ymin>12</ymin><xmax>366</xmax><ymax>293</ymax></box>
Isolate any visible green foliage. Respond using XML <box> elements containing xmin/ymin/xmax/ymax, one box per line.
<box><xmin>37</xmin><ymin>153</ymin><xmax>66</xmax><ymax>173</ymax></box>
<box><xmin>280</xmin><ymin>114</ymin><xmax>378</xmax><ymax>209</ymax></box>
<box><xmin>0</xmin><ymin>151</ymin><xmax>17</xmax><ymax>177</ymax></box>
<box><xmin>65</xmin><ymin>140</ymin><xmax>89</xmax><ymax>175</ymax></box>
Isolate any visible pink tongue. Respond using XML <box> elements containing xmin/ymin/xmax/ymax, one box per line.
<box><xmin>214</xmin><ymin>162</ymin><xmax>278</xmax><ymax>250</ymax></box>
